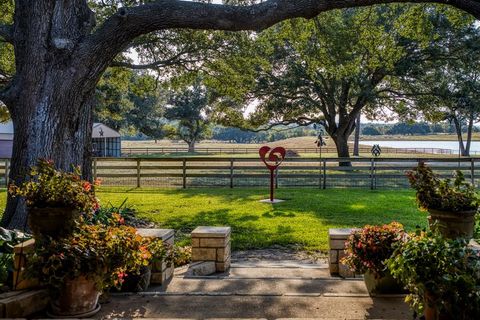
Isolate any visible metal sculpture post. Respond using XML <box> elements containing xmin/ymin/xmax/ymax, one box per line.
<box><xmin>259</xmin><ymin>146</ymin><xmax>286</xmax><ymax>203</ymax></box>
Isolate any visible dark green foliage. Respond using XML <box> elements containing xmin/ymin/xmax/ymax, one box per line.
<box><xmin>385</xmin><ymin>123</ymin><xmax>431</xmax><ymax>135</ymax></box>
<box><xmin>362</xmin><ymin>126</ymin><xmax>382</xmax><ymax>136</ymax></box>
<box><xmin>407</xmin><ymin>162</ymin><xmax>479</xmax><ymax>212</ymax></box>
<box><xmin>0</xmin><ymin>228</ymin><xmax>30</xmax><ymax>286</ymax></box>
<box><xmin>387</xmin><ymin>230</ymin><xmax>480</xmax><ymax>318</ymax></box>
<box><xmin>164</xmin><ymin>80</ymin><xmax>212</xmax><ymax>150</ymax></box>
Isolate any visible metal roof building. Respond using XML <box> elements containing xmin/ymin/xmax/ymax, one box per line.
<box><xmin>0</xmin><ymin>122</ymin><xmax>121</xmax><ymax>158</ymax></box>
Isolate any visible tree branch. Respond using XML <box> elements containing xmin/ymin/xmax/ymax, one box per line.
<box><xmin>0</xmin><ymin>24</ymin><xmax>13</xmax><ymax>43</ymax></box>
<box><xmin>81</xmin><ymin>0</ymin><xmax>476</xmax><ymax>68</ymax></box>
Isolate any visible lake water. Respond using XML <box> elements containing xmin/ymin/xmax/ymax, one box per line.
<box><xmin>361</xmin><ymin>140</ymin><xmax>480</xmax><ymax>154</ymax></box>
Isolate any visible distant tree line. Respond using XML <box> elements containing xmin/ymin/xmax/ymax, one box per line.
<box><xmin>361</xmin><ymin>122</ymin><xmax>480</xmax><ymax>136</ymax></box>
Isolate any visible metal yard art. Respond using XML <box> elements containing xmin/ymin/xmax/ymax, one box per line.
<box><xmin>259</xmin><ymin>146</ymin><xmax>286</xmax><ymax>203</ymax></box>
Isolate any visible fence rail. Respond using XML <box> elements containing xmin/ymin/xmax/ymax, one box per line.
<box><xmin>1</xmin><ymin>157</ymin><xmax>477</xmax><ymax>189</ymax></box>
<box><xmin>1</xmin><ymin>157</ymin><xmax>475</xmax><ymax>189</ymax></box>
<box><xmin>120</xmin><ymin>146</ymin><xmax>457</xmax><ymax>156</ymax></box>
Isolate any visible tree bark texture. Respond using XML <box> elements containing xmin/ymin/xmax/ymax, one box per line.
<box><xmin>2</xmin><ymin>0</ymin><xmax>480</xmax><ymax>228</ymax></box>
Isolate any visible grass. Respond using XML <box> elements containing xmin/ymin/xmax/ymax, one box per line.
<box><xmin>94</xmin><ymin>187</ymin><xmax>427</xmax><ymax>251</ymax></box>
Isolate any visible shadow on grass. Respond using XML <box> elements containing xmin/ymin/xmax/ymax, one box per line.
<box><xmin>158</xmin><ymin>208</ymin><xmax>297</xmax><ymax>250</ymax></box>
<box><xmin>97</xmin><ymin>187</ymin><xmax>427</xmax><ymax>250</ymax></box>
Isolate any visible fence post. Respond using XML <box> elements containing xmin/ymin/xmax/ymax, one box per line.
<box><xmin>182</xmin><ymin>159</ymin><xmax>187</xmax><ymax>189</ymax></box>
<box><xmin>319</xmin><ymin>159</ymin><xmax>322</xmax><ymax>189</ymax></box>
<box><xmin>93</xmin><ymin>158</ymin><xmax>97</xmax><ymax>181</ymax></box>
<box><xmin>322</xmin><ymin>160</ymin><xmax>326</xmax><ymax>189</ymax></box>
<box><xmin>4</xmin><ymin>159</ymin><xmax>9</xmax><ymax>187</ymax></box>
<box><xmin>230</xmin><ymin>159</ymin><xmax>234</xmax><ymax>188</ymax></box>
<box><xmin>471</xmin><ymin>158</ymin><xmax>475</xmax><ymax>186</ymax></box>
<box><xmin>136</xmin><ymin>159</ymin><xmax>141</xmax><ymax>188</ymax></box>
<box><xmin>370</xmin><ymin>158</ymin><xmax>375</xmax><ymax>190</ymax></box>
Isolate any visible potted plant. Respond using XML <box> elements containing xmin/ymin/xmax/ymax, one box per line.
<box><xmin>342</xmin><ymin>222</ymin><xmax>406</xmax><ymax>295</ymax></box>
<box><xmin>387</xmin><ymin>230</ymin><xmax>480</xmax><ymax>320</ymax></box>
<box><xmin>27</xmin><ymin>223</ymin><xmax>165</xmax><ymax>317</ymax></box>
<box><xmin>8</xmin><ymin>159</ymin><xmax>100</xmax><ymax>239</ymax></box>
<box><xmin>407</xmin><ymin>162</ymin><xmax>479</xmax><ymax>239</ymax></box>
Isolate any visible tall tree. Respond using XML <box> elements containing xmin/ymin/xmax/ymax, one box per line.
<box><xmin>0</xmin><ymin>0</ymin><xmax>480</xmax><ymax>228</ymax></box>
<box><xmin>386</xmin><ymin>10</ymin><xmax>480</xmax><ymax>156</ymax></box>
<box><xmin>165</xmin><ymin>82</ymin><xmax>211</xmax><ymax>152</ymax></box>
<box><xmin>207</xmin><ymin>6</ymin><xmax>410</xmax><ymax>163</ymax></box>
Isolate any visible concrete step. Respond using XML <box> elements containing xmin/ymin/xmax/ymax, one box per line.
<box><xmin>148</xmin><ymin>277</ymin><xmax>368</xmax><ymax>296</ymax></box>
<box><xmin>175</xmin><ymin>263</ymin><xmax>332</xmax><ymax>280</ymax></box>
<box><xmin>98</xmin><ymin>295</ymin><xmax>411</xmax><ymax>319</ymax></box>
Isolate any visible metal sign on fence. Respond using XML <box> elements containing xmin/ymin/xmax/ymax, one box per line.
<box><xmin>258</xmin><ymin>146</ymin><xmax>286</xmax><ymax>203</ymax></box>
<box><xmin>371</xmin><ymin>144</ymin><xmax>382</xmax><ymax>157</ymax></box>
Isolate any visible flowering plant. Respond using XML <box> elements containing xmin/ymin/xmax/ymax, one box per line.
<box><xmin>407</xmin><ymin>162</ymin><xmax>479</xmax><ymax>212</ymax></box>
<box><xmin>341</xmin><ymin>222</ymin><xmax>406</xmax><ymax>277</ymax></box>
<box><xmin>8</xmin><ymin>159</ymin><xmax>100</xmax><ymax>213</ymax></box>
<box><xmin>26</xmin><ymin>223</ymin><xmax>166</xmax><ymax>294</ymax></box>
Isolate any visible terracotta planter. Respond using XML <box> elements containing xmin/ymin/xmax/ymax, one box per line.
<box><xmin>49</xmin><ymin>276</ymin><xmax>101</xmax><ymax>317</ymax></box>
<box><xmin>363</xmin><ymin>269</ymin><xmax>405</xmax><ymax>295</ymax></box>
<box><xmin>28</xmin><ymin>207</ymin><xmax>80</xmax><ymax>239</ymax></box>
<box><xmin>427</xmin><ymin>208</ymin><xmax>477</xmax><ymax>239</ymax></box>
<box><xmin>423</xmin><ymin>292</ymin><xmax>449</xmax><ymax>320</ymax></box>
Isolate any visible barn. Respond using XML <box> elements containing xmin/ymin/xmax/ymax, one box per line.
<box><xmin>0</xmin><ymin>122</ymin><xmax>13</xmax><ymax>158</ymax></box>
<box><xmin>92</xmin><ymin>123</ymin><xmax>121</xmax><ymax>157</ymax></box>
<box><xmin>0</xmin><ymin>122</ymin><xmax>121</xmax><ymax>158</ymax></box>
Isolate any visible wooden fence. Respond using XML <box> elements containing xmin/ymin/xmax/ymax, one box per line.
<box><xmin>1</xmin><ymin>157</ymin><xmax>477</xmax><ymax>189</ymax></box>
<box><xmin>89</xmin><ymin>157</ymin><xmax>479</xmax><ymax>189</ymax></box>
<box><xmin>120</xmin><ymin>146</ymin><xmax>457</xmax><ymax>156</ymax></box>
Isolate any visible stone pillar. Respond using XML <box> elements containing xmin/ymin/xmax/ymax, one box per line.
<box><xmin>191</xmin><ymin>226</ymin><xmax>231</xmax><ymax>272</ymax></box>
<box><xmin>13</xmin><ymin>239</ymin><xmax>39</xmax><ymax>290</ymax></box>
<box><xmin>136</xmin><ymin>228</ymin><xmax>175</xmax><ymax>285</ymax></box>
<box><xmin>328</xmin><ymin>228</ymin><xmax>359</xmax><ymax>278</ymax></box>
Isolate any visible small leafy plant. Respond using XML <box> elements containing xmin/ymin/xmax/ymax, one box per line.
<box><xmin>167</xmin><ymin>245</ymin><xmax>192</xmax><ymax>267</ymax></box>
<box><xmin>87</xmin><ymin>198</ymin><xmax>132</xmax><ymax>226</ymax></box>
<box><xmin>8</xmin><ymin>159</ymin><xmax>100</xmax><ymax>213</ymax></box>
<box><xmin>407</xmin><ymin>162</ymin><xmax>479</xmax><ymax>212</ymax></box>
<box><xmin>387</xmin><ymin>230</ymin><xmax>480</xmax><ymax>319</ymax></box>
<box><xmin>27</xmin><ymin>223</ymin><xmax>166</xmax><ymax>295</ymax></box>
<box><xmin>0</xmin><ymin>228</ymin><xmax>30</xmax><ymax>288</ymax></box>
<box><xmin>342</xmin><ymin>222</ymin><xmax>406</xmax><ymax>277</ymax></box>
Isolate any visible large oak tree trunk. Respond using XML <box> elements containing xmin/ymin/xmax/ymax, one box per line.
<box><xmin>0</xmin><ymin>0</ymin><xmax>98</xmax><ymax>229</ymax></box>
<box><xmin>1</xmin><ymin>84</ymin><xmax>95</xmax><ymax>229</ymax></box>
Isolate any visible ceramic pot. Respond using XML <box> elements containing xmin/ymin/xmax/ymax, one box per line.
<box><xmin>28</xmin><ymin>207</ymin><xmax>79</xmax><ymax>239</ymax></box>
<box><xmin>427</xmin><ymin>209</ymin><xmax>476</xmax><ymax>239</ymax></box>
<box><xmin>49</xmin><ymin>276</ymin><xmax>101</xmax><ymax>317</ymax></box>
<box><xmin>363</xmin><ymin>269</ymin><xmax>405</xmax><ymax>295</ymax></box>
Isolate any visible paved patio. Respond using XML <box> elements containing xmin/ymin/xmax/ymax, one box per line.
<box><xmin>97</xmin><ymin>260</ymin><xmax>411</xmax><ymax>319</ymax></box>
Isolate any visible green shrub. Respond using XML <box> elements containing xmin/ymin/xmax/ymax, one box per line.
<box><xmin>387</xmin><ymin>230</ymin><xmax>480</xmax><ymax>319</ymax></box>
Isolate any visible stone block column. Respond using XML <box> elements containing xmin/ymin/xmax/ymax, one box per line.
<box><xmin>328</xmin><ymin>228</ymin><xmax>359</xmax><ymax>278</ymax></box>
<box><xmin>136</xmin><ymin>228</ymin><xmax>175</xmax><ymax>285</ymax></box>
<box><xmin>13</xmin><ymin>239</ymin><xmax>39</xmax><ymax>290</ymax></box>
<box><xmin>191</xmin><ymin>226</ymin><xmax>231</xmax><ymax>272</ymax></box>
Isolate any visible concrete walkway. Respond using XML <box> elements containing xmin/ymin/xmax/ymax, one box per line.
<box><xmin>97</xmin><ymin>260</ymin><xmax>412</xmax><ymax>319</ymax></box>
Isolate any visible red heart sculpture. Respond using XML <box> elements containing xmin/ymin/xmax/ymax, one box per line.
<box><xmin>259</xmin><ymin>146</ymin><xmax>286</xmax><ymax>170</ymax></box>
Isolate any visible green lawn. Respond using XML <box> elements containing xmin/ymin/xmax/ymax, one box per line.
<box><xmin>94</xmin><ymin>187</ymin><xmax>426</xmax><ymax>251</ymax></box>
